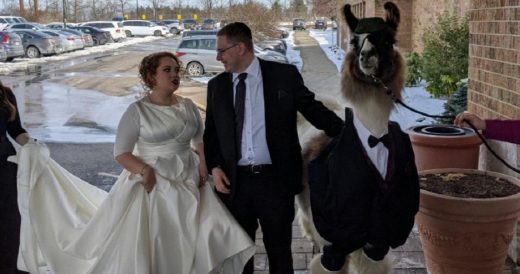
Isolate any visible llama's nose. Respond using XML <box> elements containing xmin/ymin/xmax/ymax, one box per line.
<box><xmin>360</xmin><ymin>50</ymin><xmax>367</xmax><ymax>62</ymax></box>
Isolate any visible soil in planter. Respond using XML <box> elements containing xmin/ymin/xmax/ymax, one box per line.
<box><xmin>419</xmin><ymin>172</ymin><xmax>520</xmax><ymax>198</ymax></box>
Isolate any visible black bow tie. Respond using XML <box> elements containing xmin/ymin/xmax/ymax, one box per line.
<box><xmin>368</xmin><ymin>134</ymin><xmax>390</xmax><ymax>148</ymax></box>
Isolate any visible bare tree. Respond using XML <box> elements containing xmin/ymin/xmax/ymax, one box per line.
<box><xmin>313</xmin><ymin>0</ymin><xmax>335</xmax><ymax>18</ymax></box>
<box><xmin>147</xmin><ymin>0</ymin><xmax>158</xmax><ymax>20</ymax></box>
<box><xmin>118</xmin><ymin>0</ymin><xmax>130</xmax><ymax>18</ymax></box>
<box><xmin>200</xmin><ymin>0</ymin><xmax>213</xmax><ymax>18</ymax></box>
<box><xmin>19</xmin><ymin>0</ymin><xmax>25</xmax><ymax>15</ymax></box>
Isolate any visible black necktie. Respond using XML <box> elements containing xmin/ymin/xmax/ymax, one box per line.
<box><xmin>234</xmin><ymin>73</ymin><xmax>247</xmax><ymax>158</ymax></box>
<box><xmin>368</xmin><ymin>134</ymin><xmax>390</xmax><ymax>148</ymax></box>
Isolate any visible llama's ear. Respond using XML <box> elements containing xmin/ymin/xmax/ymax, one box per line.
<box><xmin>384</xmin><ymin>2</ymin><xmax>400</xmax><ymax>31</ymax></box>
<box><xmin>343</xmin><ymin>4</ymin><xmax>358</xmax><ymax>32</ymax></box>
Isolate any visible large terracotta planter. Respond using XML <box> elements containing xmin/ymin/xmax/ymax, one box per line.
<box><xmin>407</xmin><ymin>125</ymin><xmax>482</xmax><ymax>171</ymax></box>
<box><xmin>416</xmin><ymin>168</ymin><xmax>520</xmax><ymax>274</ymax></box>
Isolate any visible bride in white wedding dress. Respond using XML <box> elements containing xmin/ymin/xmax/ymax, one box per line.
<box><xmin>15</xmin><ymin>52</ymin><xmax>255</xmax><ymax>274</ymax></box>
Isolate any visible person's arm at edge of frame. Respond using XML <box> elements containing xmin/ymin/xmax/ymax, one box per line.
<box><xmin>454</xmin><ymin>111</ymin><xmax>520</xmax><ymax>145</ymax></box>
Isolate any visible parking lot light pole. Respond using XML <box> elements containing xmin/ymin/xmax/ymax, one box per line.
<box><xmin>136</xmin><ymin>0</ymin><xmax>139</xmax><ymax>19</ymax></box>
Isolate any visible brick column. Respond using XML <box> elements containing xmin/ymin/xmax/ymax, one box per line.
<box><xmin>468</xmin><ymin>0</ymin><xmax>520</xmax><ymax>264</ymax></box>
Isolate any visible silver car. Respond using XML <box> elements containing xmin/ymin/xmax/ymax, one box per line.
<box><xmin>0</xmin><ymin>31</ymin><xmax>25</xmax><ymax>61</ymax></box>
<box><xmin>175</xmin><ymin>35</ymin><xmax>288</xmax><ymax>76</ymax></box>
<box><xmin>9</xmin><ymin>29</ymin><xmax>56</xmax><ymax>58</ymax></box>
<box><xmin>40</xmin><ymin>29</ymin><xmax>68</xmax><ymax>53</ymax></box>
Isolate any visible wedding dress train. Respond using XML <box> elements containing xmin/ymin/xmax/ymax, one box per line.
<box><xmin>14</xmin><ymin>98</ymin><xmax>255</xmax><ymax>274</ymax></box>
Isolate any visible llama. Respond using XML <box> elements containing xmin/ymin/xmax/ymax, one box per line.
<box><xmin>296</xmin><ymin>2</ymin><xmax>420</xmax><ymax>274</ymax></box>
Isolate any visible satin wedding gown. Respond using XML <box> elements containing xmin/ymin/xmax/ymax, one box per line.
<box><xmin>15</xmin><ymin>97</ymin><xmax>255</xmax><ymax>274</ymax></box>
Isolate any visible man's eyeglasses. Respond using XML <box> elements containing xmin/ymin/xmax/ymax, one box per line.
<box><xmin>217</xmin><ymin>44</ymin><xmax>238</xmax><ymax>54</ymax></box>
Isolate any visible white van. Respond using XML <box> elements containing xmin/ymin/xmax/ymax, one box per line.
<box><xmin>80</xmin><ymin>21</ymin><xmax>126</xmax><ymax>42</ymax></box>
<box><xmin>122</xmin><ymin>20</ymin><xmax>168</xmax><ymax>37</ymax></box>
<box><xmin>0</xmin><ymin>16</ymin><xmax>28</xmax><ymax>30</ymax></box>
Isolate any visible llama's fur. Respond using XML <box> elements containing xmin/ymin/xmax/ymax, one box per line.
<box><xmin>297</xmin><ymin>2</ymin><xmax>406</xmax><ymax>274</ymax></box>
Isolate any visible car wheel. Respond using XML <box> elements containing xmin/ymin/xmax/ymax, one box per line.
<box><xmin>6</xmin><ymin>57</ymin><xmax>14</xmax><ymax>62</ymax></box>
<box><xmin>92</xmin><ymin>38</ymin><xmax>99</xmax><ymax>45</ymax></box>
<box><xmin>26</xmin><ymin>46</ymin><xmax>40</xmax><ymax>58</ymax></box>
<box><xmin>186</xmin><ymin>62</ymin><xmax>204</xmax><ymax>76</ymax></box>
<box><xmin>125</xmin><ymin>30</ymin><xmax>132</xmax><ymax>37</ymax></box>
<box><xmin>153</xmin><ymin>30</ymin><xmax>162</xmax><ymax>36</ymax></box>
<box><xmin>170</xmin><ymin>27</ymin><xmax>178</xmax><ymax>34</ymax></box>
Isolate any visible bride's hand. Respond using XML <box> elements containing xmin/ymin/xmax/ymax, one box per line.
<box><xmin>140</xmin><ymin>166</ymin><xmax>156</xmax><ymax>192</ymax></box>
<box><xmin>198</xmin><ymin>161</ymin><xmax>208</xmax><ymax>187</ymax></box>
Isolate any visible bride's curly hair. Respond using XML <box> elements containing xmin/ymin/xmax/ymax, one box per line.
<box><xmin>138</xmin><ymin>51</ymin><xmax>183</xmax><ymax>92</ymax></box>
<box><xmin>0</xmin><ymin>81</ymin><xmax>16</xmax><ymax>122</ymax></box>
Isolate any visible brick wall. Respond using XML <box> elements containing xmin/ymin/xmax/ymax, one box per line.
<box><xmin>468</xmin><ymin>0</ymin><xmax>520</xmax><ymax>262</ymax></box>
<box><xmin>337</xmin><ymin>0</ymin><xmax>471</xmax><ymax>53</ymax></box>
<box><xmin>411</xmin><ymin>0</ymin><xmax>471</xmax><ymax>52</ymax></box>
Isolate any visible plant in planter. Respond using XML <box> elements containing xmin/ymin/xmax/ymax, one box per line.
<box><xmin>416</xmin><ymin>168</ymin><xmax>520</xmax><ymax>274</ymax></box>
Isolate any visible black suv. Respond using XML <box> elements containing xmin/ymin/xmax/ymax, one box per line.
<box><xmin>292</xmin><ymin>18</ymin><xmax>305</xmax><ymax>30</ymax></box>
<box><xmin>314</xmin><ymin>19</ymin><xmax>326</xmax><ymax>30</ymax></box>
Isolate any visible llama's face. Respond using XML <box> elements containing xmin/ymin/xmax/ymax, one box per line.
<box><xmin>343</xmin><ymin>2</ymin><xmax>400</xmax><ymax>78</ymax></box>
<box><xmin>351</xmin><ymin>30</ymin><xmax>396</xmax><ymax>76</ymax></box>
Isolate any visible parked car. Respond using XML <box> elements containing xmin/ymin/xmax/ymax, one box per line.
<box><xmin>54</xmin><ymin>29</ymin><xmax>84</xmax><ymax>51</ymax></box>
<box><xmin>0</xmin><ymin>16</ymin><xmax>28</xmax><ymax>29</ymax></box>
<box><xmin>182</xmin><ymin>29</ymin><xmax>218</xmax><ymax>38</ymax></box>
<box><xmin>0</xmin><ymin>43</ymin><xmax>7</xmax><ymax>62</ymax></box>
<box><xmin>293</xmin><ymin>18</ymin><xmax>306</xmax><ymax>30</ymax></box>
<box><xmin>81</xmin><ymin>21</ymin><xmax>125</xmax><ymax>42</ymax></box>
<box><xmin>253</xmin><ymin>45</ymin><xmax>288</xmax><ymax>64</ymax></box>
<box><xmin>200</xmin><ymin>19</ymin><xmax>217</xmax><ymax>30</ymax></box>
<box><xmin>175</xmin><ymin>35</ymin><xmax>288</xmax><ymax>76</ymax></box>
<box><xmin>45</xmin><ymin>22</ymin><xmax>78</xmax><ymax>29</ymax></box>
<box><xmin>256</xmin><ymin>39</ymin><xmax>287</xmax><ymax>55</ymax></box>
<box><xmin>122</xmin><ymin>20</ymin><xmax>169</xmax><ymax>37</ymax></box>
<box><xmin>69</xmin><ymin>26</ymin><xmax>109</xmax><ymax>45</ymax></box>
<box><xmin>60</xmin><ymin>28</ymin><xmax>93</xmax><ymax>47</ymax></box>
<box><xmin>277</xmin><ymin>27</ymin><xmax>289</xmax><ymax>39</ymax></box>
<box><xmin>314</xmin><ymin>19</ymin><xmax>326</xmax><ymax>30</ymax></box>
<box><xmin>0</xmin><ymin>31</ymin><xmax>25</xmax><ymax>61</ymax></box>
<box><xmin>9</xmin><ymin>29</ymin><xmax>57</xmax><ymax>58</ymax></box>
<box><xmin>181</xmin><ymin>19</ymin><xmax>198</xmax><ymax>30</ymax></box>
<box><xmin>39</xmin><ymin>29</ymin><xmax>68</xmax><ymax>53</ymax></box>
<box><xmin>3</xmin><ymin>22</ymin><xmax>46</xmax><ymax>31</ymax></box>
<box><xmin>175</xmin><ymin>35</ymin><xmax>221</xmax><ymax>76</ymax></box>
<box><xmin>161</xmin><ymin>19</ymin><xmax>183</xmax><ymax>34</ymax></box>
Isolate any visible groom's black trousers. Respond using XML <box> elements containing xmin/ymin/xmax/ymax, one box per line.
<box><xmin>226</xmin><ymin>168</ymin><xmax>295</xmax><ymax>274</ymax></box>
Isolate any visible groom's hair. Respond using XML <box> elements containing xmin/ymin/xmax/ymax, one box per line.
<box><xmin>217</xmin><ymin>22</ymin><xmax>253</xmax><ymax>51</ymax></box>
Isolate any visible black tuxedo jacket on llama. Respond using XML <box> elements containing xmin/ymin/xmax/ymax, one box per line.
<box><xmin>309</xmin><ymin>108</ymin><xmax>420</xmax><ymax>254</ymax></box>
<box><xmin>203</xmin><ymin>59</ymin><xmax>343</xmax><ymax>201</ymax></box>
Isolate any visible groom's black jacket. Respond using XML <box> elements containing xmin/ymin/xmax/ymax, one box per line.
<box><xmin>309</xmin><ymin>108</ymin><xmax>420</xmax><ymax>254</ymax></box>
<box><xmin>203</xmin><ymin>59</ymin><xmax>343</xmax><ymax>201</ymax></box>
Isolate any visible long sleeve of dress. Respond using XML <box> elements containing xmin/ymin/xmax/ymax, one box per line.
<box><xmin>113</xmin><ymin>104</ymin><xmax>140</xmax><ymax>157</ymax></box>
<box><xmin>483</xmin><ymin>120</ymin><xmax>520</xmax><ymax>145</ymax></box>
<box><xmin>188</xmin><ymin>99</ymin><xmax>203</xmax><ymax>146</ymax></box>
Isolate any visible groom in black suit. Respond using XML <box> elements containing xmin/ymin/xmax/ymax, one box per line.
<box><xmin>203</xmin><ymin>22</ymin><xmax>343</xmax><ymax>274</ymax></box>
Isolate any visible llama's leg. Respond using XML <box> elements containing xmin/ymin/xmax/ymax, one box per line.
<box><xmin>309</xmin><ymin>253</ymin><xmax>349</xmax><ymax>274</ymax></box>
<box><xmin>349</xmin><ymin>248</ymin><xmax>393</xmax><ymax>274</ymax></box>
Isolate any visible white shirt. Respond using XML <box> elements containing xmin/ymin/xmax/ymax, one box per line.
<box><xmin>353</xmin><ymin>113</ymin><xmax>389</xmax><ymax>178</ymax></box>
<box><xmin>233</xmin><ymin>57</ymin><xmax>272</xmax><ymax>166</ymax></box>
